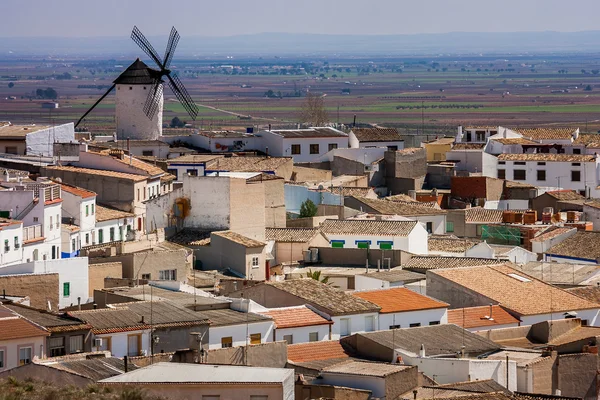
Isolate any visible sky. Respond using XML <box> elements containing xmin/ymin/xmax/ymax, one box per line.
<box><xmin>2</xmin><ymin>0</ymin><xmax>600</xmax><ymax>37</ymax></box>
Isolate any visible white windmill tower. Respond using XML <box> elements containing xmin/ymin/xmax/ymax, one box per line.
<box><xmin>75</xmin><ymin>26</ymin><xmax>198</xmax><ymax>140</ymax></box>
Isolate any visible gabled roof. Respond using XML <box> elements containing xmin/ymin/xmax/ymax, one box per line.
<box><xmin>351</xmin><ymin>127</ymin><xmax>402</xmax><ymax>142</ymax></box>
<box><xmin>352</xmin><ymin>288</ymin><xmax>448</xmax><ymax>314</ymax></box>
<box><xmin>463</xmin><ymin>207</ymin><xmax>504</xmax><ymax>223</ymax></box>
<box><xmin>70</xmin><ymin>308</ymin><xmax>150</xmax><ymax>334</ymax></box>
<box><xmin>530</xmin><ymin>227</ymin><xmax>576</xmax><ymax>243</ymax></box>
<box><xmin>542</xmin><ymin>190</ymin><xmax>585</xmax><ymax>201</ymax></box>
<box><xmin>330</xmin><ymin>186</ymin><xmax>375</xmax><ymax>197</ymax></box>
<box><xmin>265</xmin><ymin>228</ymin><xmax>319</xmax><ymax>243</ymax></box>
<box><xmin>200</xmin><ymin>309</ymin><xmax>272</xmax><ymax>327</ymax></box>
<box><xmin>45</xmin><ymin>166</ymin><xmax>147</xmax><ymax>182</ymax></box>
<box><xmin>37</xmin><ymin>357</ymin><xmax>138</xmax><ymax>381</ymax></box>
<box><xmin>58</xmin><ymin>182</ymin><xmax>96</xmax><ymax>199</ymax></box>
<box><xmin>431</xmin><ymin>265</ymin><xmax>600</xmax><ymax>315</ymax></box>
<box><xmin>428</xmin><ymin>236</ymin><xmax>481</xmax><ymax>253</ymax></box>
<box><xmin>258</xmin><ymin>305</ymin><xmax>331</xmax><ymax>329</ymax></box>
<box><xmin>348</xmin><ymin>324</ymin><xmax>501</xmax><ymax>356</ymax></box>
<box><xmin>212</xmin><ymin>230</ymin><xmax>265</xmax><ymax>248</ymax></box>
<box><xmin>4</xmin><ymin>303</ymin><xmax>90</xmax><ymax>333</ymax></box>
<box><xmin>403</xmin><ymin>256</ymin><xmax>504</xmax><ymax>271</ymax></box>
<box><xmin>515</xmin><ymin>127</ymin><xmax>577</xmax><ymax>140</ymax></box>
<box><xmin>111</xmin><ymin>301</ymin><xmax>209</xmax><ymax>328</ymax></box>
<box><xmin>269</xmin><ymin>127</ymin><xmax>347</xmax><ymax>138</ymax></box>
<box><xmin>491</xmin><ymin>138</ymin><xmax>538</xmax><ymax>145</ymax></box>
<box><xmin>356</xmin><ymin>268</ymin><xmax>424</xmax><ymax>283</ymax></box>
<box><xmin>205</xmin><ymin>156</ymin><xmax>292</xmax><ymax>173</ymax></box>
<box><xmin>0</xmin><ymin>306</ymin><xmax>50</xmax><ymax>340</ymax></box>
<box><xmin>497</xmin><ymin>153</ymin><xmax>595</xmax><ymax>162</ymax></box>
<box><xmin>452</xmin><ymin>143</ymin><xmax>486</xmax><ymax>150</ymax></box>
<box><xmin>447</xmin><ymin>305</ymin><xmax>520</xmax><ymax>329</ymax></box>
<box><xmin>546</xmin><ymin>231</ymin><xmax>600</xmax><ymax>261</ymax></box>
<box><xmin>320</xmin><ymin>219</ymin><xmax>418</xmax><ymax>237</ymax></box>
<box><xmin>350</xmin><ymin>196</ymin><xmax>446</xmax><ymax>216</ymax></box>
<box><xmin>287</xmin><ymin>340</ymin><xmax>350</xmax><ymax>363</ymax></box>
<box><xmin>567</xmin><ymin>286</ymin><xmax>600</xmax><ymax>304</ymax></box>
<box><xmin>95</xmin><ymin>204</ymin><xmax>134</xmax><ymax>222</ymax></box>
<box><xmin>322</xmin><ymin>360</ymin><xmax>411</xmax><ymax>377</ymax></box>
<box><xmin>265</xmin><ymin>278</ymin><xmax>380</xmax><ymax>315</ymax></box>
<box><xmin>167</xmin><ymin>154</ymin><xmax>221</xmax><ymax>164</ymax></box>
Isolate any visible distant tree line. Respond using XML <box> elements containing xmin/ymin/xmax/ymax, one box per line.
<box><xmin>36</xmin><ymin>87</ymin><xmax>58</xmax><ymax>99</ymax></box>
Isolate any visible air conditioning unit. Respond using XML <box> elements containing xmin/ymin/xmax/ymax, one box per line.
<box><xmin>94</xmin><ymin>338</ymin><xmax>103</xmax><ymax>347</ymax></box>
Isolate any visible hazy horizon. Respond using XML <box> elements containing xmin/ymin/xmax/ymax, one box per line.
<box><xmin>2</xmin><ymin>0</ymin><xmax>600</xmax><ymax>37</ymax></box>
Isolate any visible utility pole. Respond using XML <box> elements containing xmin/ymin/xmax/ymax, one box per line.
<box><xmin>421</xmin><ymin>100</ymin><xmax>425</xmax><ymax>135</ymax></box>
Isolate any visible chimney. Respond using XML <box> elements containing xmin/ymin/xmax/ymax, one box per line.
<box><xmin>141</xmin><ymin>315</ymin><xmax>145</xmax><ymax>324</ymax></box>
<box><xmin>489</xmin><ymin>303</ymin><xmax>493</xmax><ymax>320</ymax></box>
<box><xmin>93</xmin><ymin>303</ymin><xmax>97</xmax><ymax>309</ymax></box>
<box><xmin>461</xmin><ymin>345</ymin><xmax>465</xmax><ymax>358</ymax></box>
<box><xmin>2</xmin><ymin>289</ymin><xmax>5</xmax><ymax>299</ymax></box>
<box><xmin>124</xmin><ymin>356</ymin><xmax>128</xmax><ymax>373</ymax></box>
<box><xmin>377</xmin><ymin>259</ymin><xmax>381</xmax><ymax>272</ymax></box>
<box><xmin>268</xmin><ymin>124</ymin><xmax>271</xmax><ymax>131</ymax></box>
<box><xmin>419</xmin><ymin>344</ymin><xmax>425</xmax><ymax>357</ymax></box>
<box><xmin>77</xmin><ymin>297</ymin><xmax>81</xmax><ymax>311</ymax></box>
<box><xmin>353</xmin><ymin>115</ymin><xmax>357</xmax><ymax>127</ymax></box>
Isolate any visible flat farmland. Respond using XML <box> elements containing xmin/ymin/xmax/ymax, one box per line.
<box><xmin>2</xmin><ymin>54</ymin><xmax>600</xmax><ymax>135</ymax></box>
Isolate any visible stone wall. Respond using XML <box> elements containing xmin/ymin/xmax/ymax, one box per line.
<box><xmin>0</xmin><ymin>273</ymin><xmax>59</xmax><ymax>310</ymax></box>
<box><xmin>88</xmin><ymin>262</ymin><xmax>123</xmax><ymax>296</ymax></box>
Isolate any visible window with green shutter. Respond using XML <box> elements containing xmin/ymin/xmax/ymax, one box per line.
<box><xmin>356</xmin><ymin>241</ymin><xmax>370</xmax><ymax>249</ymax></box>
<box><xmin>378</xmin><ymin>241</ymin><xmax>393</xmax><ymax>250</ymax></box>
<box><xmin>446</xmin><ymin>221</ymin><xmax>454</xmax><ymax>232</ymax></box>
<box><xmin>63</xmin><ymin>282</ymin><xmax>70</xmax><ymax>297</ymax></box>
<box><xmin>331</xmin><ymin>240</ymin><xmax>344</xmax><ymax>248</ymax></box>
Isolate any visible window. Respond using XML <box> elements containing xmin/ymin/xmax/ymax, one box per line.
<box><xmin>537</xmin><ymin>162</ymin><xmax>546</xmax><ymax>166</ymax></box>
<box><xmin>5</xmin><ymin>147</ymin><xmax>17</xmax><ymax>155</ymax></box>
<box><xmin>513</xmin><ymin>170</ymin><xmax>526</xmax><ymax>180</ymax></box>
<box><xmin>409</xmin><ymin>323</ymin><xmax>421</xmax><ymax>328</ymax></box>
<box><xmin>582</xmin><ymin>319</ymin><xmax>589</xmax><ymax>326</ymax></box>
<box><xmin>129</xmin><ymin>86</ymin><xmax>132</xmax><ymax>90</ymax></box>
<box><xmin>497</xmin><ymin>169</ymin><xmax>506</xmax><ymax>179</ymax></box>
<box><xmin>49</xmin><ymin>337</ymin><xmax>65</xmax><ymax>357</ymax></box>
<box><xmin>573</xmin><ymin>148</ymin><xmax>582</xmax><ymax>154</ymax></box>
<box><xmin>356</xmin><ymin>241</ymin><xmax>370</xmax><ymax>249</ymax></box>
<box><xmin>340</xmin><ymin>318</ymin><xmax>350</xmax><ymax>337</ymax></box>
<box><xmin>137</xmin><ymin>189</ymin><xmax>140</xmax><ymax>201</ymax></box>
<box><xmin>141</xmin><ymin>273</ymin><xmax>151</xmax><ymax>280</ymax></box>
<box><xmin>98</xmin><ymin>229</ymin><xmax>104</xmax><ymax>244</ymax></box>
<box><xmin>0</xmin><ymin>349</ymin><xmax>4</xmax><ymax>369</ymax></box>
<box><xmin>63</xmin><ymin>282</ymin><xmax>70</xmax><ymax>297</ymax></box>
<box><xmin>514</xmin><ymin>161</ymin><xmax>526</xmax><ymax>165</ymax></box>
<box><xmin>291</xmin><ymin>144</ymin><xmax>301</xmax><ymax>155</ymax></box>
<box><xmin>387</xmin><ymin>145</ymin><xmax>398</xmax><ymax>151</ymax></box>
<box><xmin>572</xmin><ymin>170</ymin><xmax>581</xmax><ymax>182</ymax></box>
<box><xmin>328</xmin><ymin>143</ymin><xmax>338</xmax><ymax>151</ymax></box>
<box><xmin>572</xmin><ymin>162</ymin><xmax>581</xmax><ymax>166</ymax></box>
<box><xmin>426</xmin><ymin>222</ymin><xmax>433</xmax><ymax>234</ymax></box>
<box><xmin>537</xmin><ymin>170</ymin><xmax>546</xmax><ymax>181</ymax></box>
<box><xmin>283</xmin><ymin>334</ymin><xmax>293</xmax><ymax>344</ymax></box>
<box><xmin>476</xmin><ymin>130</ymin><xmax>485</xmax><ymax>141</ymax></box>
<box><xmin>159</xmin><ymin>269</ymin><xmax>177</xmax><ymax>280</ymax></box>
<box><xmin>389</xmin><ymin>324</ymin><xmax>401</xmax><ymax>329</ymax></box>
<box><xmin>49</xmin><ymin>216</ymin><xmax>53</xmax><ymax>230</ymax></box>
<box><xmin>127</xmin><ymin>335</ymin><xmax>140</xmax><ymax>356</ymax></box>
<box><xmin>85</xmin><ymin>205</ymin><xmax>89</xmax><ymax>216</ymax></box>
<box><xmin>110</xmin><ymin>227</ymin><xmax>115</xmax><ymax>242</ymax></box>
<box><xmin>250</xmin><ymin>333</ymin><xmax>261</xmax><ymax>345</ymax></box>
<box><xmin>56</xmin><ymin>214</ymin><xmax>59</xmax><ymax>229</ymax></box>
<box><xmin>72</xmin><ymin>238</ymin><xmax>76</xmax><ymax>252</ymax></box>
<box><xmin>142</xmin><ymin>150</ymin><xmax>154</xmax><ymax>157</ymax></box>
<box><xmin>309</xmin><ymin>332</ymin><xmax>319</xmax><ymax>342</ymax></box>
<box><xmin>498</xmin><ymin>161</ymin><xmax>506</xmax><ymax>165</ymax></box>
<box><xmin>167</xmin><ymin>169</ymin><xmax>178</xmax><ymax>180</ymax></box>
<box><xmin>221</xmin><ymin>337</ymin><xmax>233</xmax><ymax>348</ymax></box>
<box><xmin>331</xmin><ymin>240</ymin><xmax>344</xmax><ymax>248</ymax></box>
<box><xmin>378</xmin><ymin>241</ymin><xmax>392</xmax><ymax>250</ymax></box>
<box><xmin>465</xmin><ymin>132</ymin><xmax>472</xmax><ymax>142</ymax></box>
<box><xmin>91</xmin><ymin>204</ymin><xmax>94</xmax><ymax>215</ymax></box>
<box><xmin>33</xmin><ymin>217</ymin><xmax>38</xmax><ymax>223</ymax></box>
<box><xmin>309</xmin><ymin>144</ymin><xmax>320</xmax><ymax>154</ymax></box>
<box><xmin>85</xmin><ymin>234</ymin><xmax>90</xmax><ymax>245</ymax></box>
<box><xmin>3</xmin><ymin>239</ymin><xmax>8</xmax><ymax>253</ymax></box>
<box><xmin>187</xmin><ymin>169</ymin><xmax>198</xmax><ymax>177</ymax></box>
<box><xmin>251</xmin><ymin>256</ymin><xmax>259</xmax><ymax>268</ymax></box>
<box><xmin>429</xmin><ymin>321</ymin><xmax>440</xmax><ymax>326</ymax></box>
<box><xmin>19</xmin><ymin>347</ymin><xmax>32</xmax><ymax>365</ymax></box>
<box><xmin>119</xmin><ymin>227</ymin><xmax>123</xmax><ymax>241</ymax></box>
<box><xmin>446</xmin><ymin>221</ymin><xmax>454</xmax><ymax>232</ymax></box>
<box><xmin>365</xmin><ymin>316</ymin><xmax>375</xmax><ymax>332</ymax></box>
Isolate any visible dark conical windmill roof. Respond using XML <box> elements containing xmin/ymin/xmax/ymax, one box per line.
<box><xmin>113</xmin><ymin>58</ymin><xmax>161</xmax><ymax>85</ymax></box>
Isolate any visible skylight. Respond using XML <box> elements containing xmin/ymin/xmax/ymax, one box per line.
<box><xmin>507</xmin><ymin>273</ymin><xmax>531</xmax><ymax>283</ymax></box>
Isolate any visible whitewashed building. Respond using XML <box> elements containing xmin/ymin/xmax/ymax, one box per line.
<box><xmin>465</xmin><ymin>242</ymin><xmax>538</xmax><ymax>264</ymax></box>
<box><xmin>348</xmin><ymin>127</ymin><xmax>404</xmax><ymax>150</ymax></box>
<box><xmin>58</xmin><ymin>182</ymin><xmax>97</xmax><ymax>252</ymax></box>
<box><xmin>258</xmin><ymin>305</ymin><xmax>332</xmax><ymax>344</ymax></box>
<box><xmin>0</xmin><ymin>121</ymin><xmax>75</xmax><ymax>157</ymax></box>
<box><xmin>201</xmin><ymin>308</ymin><xmax>274</xmax><ymax>350</ymax></box>
<box><xmin>259</xmin><ymin>127</ymin><xmax>348</xmax><ymax>163</ymax></box>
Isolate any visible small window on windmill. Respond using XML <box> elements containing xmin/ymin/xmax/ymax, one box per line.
<box><xmin>143</xmin><ymin>86</ymin><xmax>147</xmax><ymax>90</ymax></box>
<box><xmin>129</xmin><ymin>87</ymin><xmax>132</xmax><ymax>90</ymax></box>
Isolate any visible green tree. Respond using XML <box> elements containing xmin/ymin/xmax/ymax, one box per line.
<box><xmin>170</xmin><ymin>116</ymin><xmax>185</xmax><ymax>128</ymax></box>
<box><xmin>299</xmin><ymin>199</ymin><xmax>318</xmax><ymax>218</ymax></box>
<box><xmin>585</xmin><ymin>85</ymin><xmax>593</xmax><ymax>91</ymax></box>
<box><xmin>7</xmin><ymin>82</ymin><xmax>14</xmax><ymax>88</ymax></box>
<box><xmin>306</xmin><ymin>269</ymin><xmax>330</xmax><ymax>284</ymax></box>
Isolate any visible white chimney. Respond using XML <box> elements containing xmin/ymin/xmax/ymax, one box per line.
<box><xmin>419</xmin><ymin>344</ymin><xmax>425</xmax><ymax>357</ymax></box>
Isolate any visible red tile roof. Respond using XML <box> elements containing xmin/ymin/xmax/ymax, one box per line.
<box><xmin>59</xmin><ymin>182</ymin><xmax>96</xmax><ymax>199</ymax></box>
<box><xmin>287</xmin><ymin>340</ymin><xmax>350</xmax><ymax>362</ymax></box>
<box><xmin>352</xmin><ymin>288</ymin><xmax>448</xmax><ymax>314</ymax></box>
<box><xmin>258</xmin><ymin>306</ymin><xmax>332</xmax><ymax>329</ymax></box>
<box><xmin>0</xmin><ymin>315</ymin><xmax>49</xmax><ymax>340</ymax></box>
<box><xmin>447</xmin><ymin>305</ymin><xmax>520</xmax><ymax>329</ymax></box>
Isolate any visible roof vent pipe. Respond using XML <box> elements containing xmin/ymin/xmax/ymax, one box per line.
<box><xmin>419</xmin><ymin>344</ymin><xmax>425</xmax><ymax>357</ymax></box>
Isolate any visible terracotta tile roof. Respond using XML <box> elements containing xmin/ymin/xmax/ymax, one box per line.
<box><xmin>121</xmin><ymin>155</ymin><xmax>165</xmax><ymax>176</ymax></box>
<box><xmin>322</xmin><ymin>360</ymin><xmax>411</xmax><ymax>377</ymax></box>
<box><xmin>167</xmin><ymin>154</ymin><xmax>222</xmax><ymax>164</ymax></box>
<box><xmin>447</xmin><ymin>305</ymin><xmax>520</xmax><ymax>329</ymax></box>
<box><xmin>270</xmin><ymin>127</ymin><xmax>347</xmax><ymax>138</ymax></box>
<box><xmin>352</xmin><ymin>288</ymin><xmax>448</xmax><ymax>314</ymax></box>
<box><xmin>46</xmin><ymin>166</ymin><xmax>148</xmax><ymax>182</ymax></box>
<box><xmin>428</xmin><ymin>236</ymin><xmax>481</xmax><ymax>253</ymax></box>
<box><xmin>168</xmin><ymin>229</ymin><xmax>212</xmax><ymax>246</ymax></box>
<box><xmin>266</xmin><ymin>278</ymin><xmax>380</xmax><ymax>315</ymax></box>
<box><xmin>515</xmin><ymin>127</ymin><xmax>577</xmax><ymax>140</ymax></box>
<box><xmin>265</xmin><ymin>228</ymin><xmax>318</xmax><ymax>243</ymax></box>
<box><xmin>70</xmin><ymin>308</ymin><xmax>150</xmax><ymax>334</ymax></box>
<box><xmin>287</xmin><ymin>340</ymin><xmax>350</xmax><ymax>362</ymax></box>
<box><xmin>58</xmin><ymin>182</ymin><xmax>96</xmax><ymax>199</ymax></box>
<box><xmin>0</xmin><ymin>124</ymin><xmax>50</xmax><ymax>138</ymax></box>
<box><xmin>0</xmin><ymin>308</ymin><xmax>50</xmax><ymax>340</ymax></box>
<box><xmin>567</xmin><ymin>286</ymin><xmax>600</xmax><ymax>304</ymax></box>
<box><xmin>497</xmin><ymin>153</ymin><xmax>595</xmax><ymax>162</ymax></box>
<box><xmin>504</xmin><ymin>180</ymin><xmax>537</xmax><ymax>188</ymax></box>
<box><xmin>546</xmin><ymin>231</ymin><xmax>600</xmax><ymax>260</ymax></box>
<box><xmin>95</xmin><ymin>204</ymin><xmax>134</xmax><ymax>222</ymax></box>
<box><xmin>465</xmin><ymin>126</ymin><xmax>497</xmax><ymax>130</ymax></box>
<box><xmin>491</xmin><ymin>138</ymin><xmax>538</xmax><ymax>145</ymax></box>
<box><xmin>452</xmin><ymin>143</ymin><xmax>486</xmax><ymax>150</ymax></box>
<box><xmin>543</xmin><ymin>190</ymin><xmax>585</xmax><ymax>201</ymax></box>
<box><xmin>205</xmin><ymin>156</ymin><xmax>292</xmax><ymax>173</ymax></box>
<box><xmin>548</xmin><ymin>326</ymin><xmax>600</xmax><ymax>346</ymax></box>
<box><xmin>212</xmin><ymin>230</ymin><xmax>265</xmax><ymax>248</ymax></box>
<box><xmin>530</xmin><ymin>227</ymin><xmax>575</xmax><ymax>242</ymax></box>
<box><xmin>385</xmin><ymin>194</ymin><xmax>417</xmax><ymax>202</ymax></box>
<box><xmin>330</xmin><ymin>187</ymin><xmax>374</xmax><ymax>197</ymax></box>
<box><xmin>258</xmin><ymin>306</ymin><xmax>331</xmax><ymax>329</ymax></box>
<box><xmin>574</xmin><ymin>133</ymin><xmax>600</xmax><ymax>147</ymax></box>
<box><xmin>62</xmin><ymin>224</ymin><xmax>80</xmax><ymax>233</ymax></box>
<box><xmin>320</xmin><ymin>219</ymin><xmax>418</xmax><ymax>237</ymax></box>
<box><xmin>349</xmin><ymin>196</ymin><xmax>446</xmax><ymax>216</ymax></box>
<box><xmin>403</xmin><ymin>256</ymin><xmax>504</xmax><ymax>271</ymax></box>
<box><xmin>431</xmin><ymin>265</ymin><xmax>600</xmax><ymax>316</ymax></box>
<box><xmin>464</xmin><ymin>207</ymin><xmax>504</xmax><ymax>223</ymax></box>
<box><xmin>4</xmin><ymin>303</ymin><xmax>90</xmax><ymax>333</ymax></box>
<box><xmin>351</xmin><ymin>127</ymin><xmax>402</xmax><ymax>142</ymax></box>
<box><xmin>356</xmin><ymin>268</ymin><xmax>425</xmax><ymax>283</ymax></box>
<box><xmin>584</xmin><ymin>200</ymin><xmax>600</xmax><ymax>210</ymax></box>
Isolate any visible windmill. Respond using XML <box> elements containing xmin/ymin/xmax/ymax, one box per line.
<box><xmin>75</xmin><ymin>26</ymin><xmax>198</xmax><ymax>140</ymax></box>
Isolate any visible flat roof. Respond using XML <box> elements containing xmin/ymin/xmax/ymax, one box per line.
<box><xmin>269</xmin><ymin>127</ymin><xmax>347</xmax><ymax>138</ymax></box>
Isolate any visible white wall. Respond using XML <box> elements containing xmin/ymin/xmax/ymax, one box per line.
<box><xmin>115</xmin><ymin>84</ymin><xmax>162</xmax><ymax>140</ymax></box>
<box><xmin>182</xmin><ymin>175</ymin><xmax>231</xmax><ymax>230</ymax></box>
<box><xmin>315</xmin><ymin>147</ymin><xmax>386</xmax><ymax>164</ymax></box>
<box><xmin>26</xmin><ymin>123</ymin><xmax>75</xmax><ymax>157</ymax></box>
<box><xmin>96</xmin><ymin>330</ymin><xmax>151</xmax><ymax>357</ymax></box>
<box><xmin>208</xmin><ymin>321</ymin><xmax>274</xmax><ymax>350</ymax></box>
<box><xmin>320</xmin><ymin>373</ymin><xmax>386</xmax><ymax>398</ymax></box>
<box><xmin>584</xmin><ymin>204</ymin><xmax>600</xmax><ymax>231</ymax></box>
<box><xmin>274</xmin><ymin>324</ymin><xmax>330</xmax><ymax>344</ymax></box>
<box><xmin>532</xmin><ymin>228</ymin><xmax>577</xmax><ymax>255</ymax></box>
<box><xmin>0</xmin><ymin>335</ymin><xmax>46</xmax><ymax>371</ymax></box>
<box><xmin>324</xmin><ymin>224</ymin><xmax>427</xmax><ymax>254</ymax></box>
<box><xmin>355</xmin><ymin>275</ymin><xmax>393</xmax><ymax>291</ymax></box>
<box><xmin>484</xmin><ymin>200</ymin><xmax>531</xmax><ymax>210</ymax></box>
<box><xmin>520</xmin><ymin>310</ymin><xmax>600</xmax><ymax>327</ymax></box>
<box><xmin>258</xmin><ymin>130</ymin><xmax>349</xmax><ymax>163</ymax></box>
<box><xmin>0</xmin><ymin>223</ymin><xmax>24</xmax><ymax>266</ymax></box>
<box><xmin>330</xmin><ymin>312</ymin><xmax>379</xmax><ymax>340</ymax></box>
<box><xmin>378</xmin><ymin>308</ymin><xmax>448</xmax><ymax>331</ymax></box>
<box><xmin>414</xmin><ymin>215</ymin><xmax>446</xmax><ymax>235</ymax></box>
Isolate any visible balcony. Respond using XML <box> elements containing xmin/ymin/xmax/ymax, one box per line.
<box><xmin>23</xmin><ymin>225</ymin><xmax>43</xmax><ymax>242</ymax></box>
